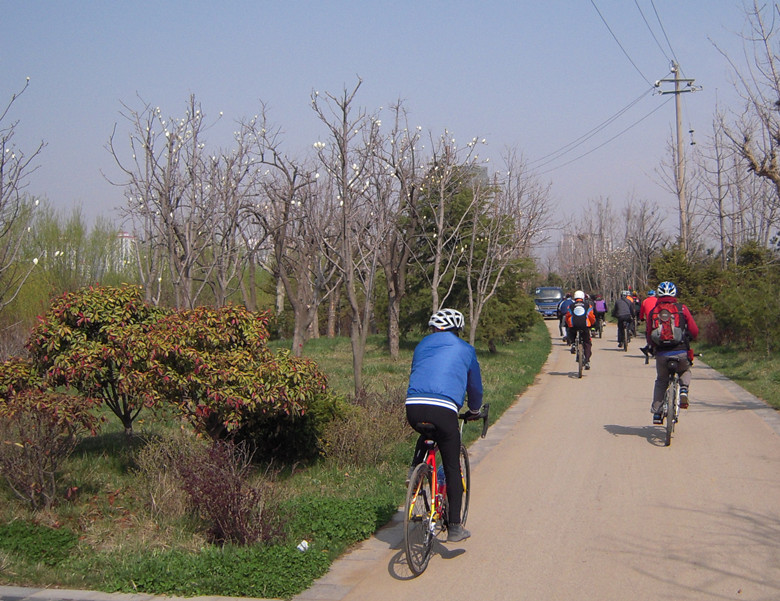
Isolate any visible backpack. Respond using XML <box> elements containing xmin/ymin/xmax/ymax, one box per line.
<box><xmin>569</xmin><ymin>302</ymin><xmax>589</xmax><ymax>329</ymax></box>
<box><xmin>649</xmin><ymin>301</ymin><xmax>687</xmax><ymax>347</ymax></box>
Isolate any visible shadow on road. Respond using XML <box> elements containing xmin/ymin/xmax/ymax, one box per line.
<box><xmin>387</xmin><ymin>541</ymin><xmax>466</xmax><ymax>581</ymax></box>
<box><xmin>603</xmin><ymin>424</ymin><xmax>667</xmax><ymax>446</ymax></box>
<box><xmin>546</xmin><ymin>370</ymin><xmax>588</xmax><ymax>379</ymax></box>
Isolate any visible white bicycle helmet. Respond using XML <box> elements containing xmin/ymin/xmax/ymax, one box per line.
<box><xmin>656</xmin><ymin>281</ymin><xmax>677</xmax><ymax>297</ymax></box>
<box><xmin>428</xmin><ymin>308</ymin><xmax>464</xmax><ymax>331</ymax></box>
<box><xmin>573</xmin><ymin>290</ymin><xmax>585</xmax><ymax>300</ymax></box>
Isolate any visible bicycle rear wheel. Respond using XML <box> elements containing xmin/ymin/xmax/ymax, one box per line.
<box><xmin>404</xmin><ymin>463</ymin><xmax>434</xmax><ymax>576</ymax></box>
<box><xmin>458</xmin><ymin>445</ymin><xmax>471</xmax><ymax>526</ymax></box>
<box><xmin>664</xmin><ymin>380</ymin><xmax>676</xmax><ymax>446</ymax></box>
<box><xmin>577</xmin><ymin>335</ymin><xmax>584</xmax><ymax>378</ymax></box>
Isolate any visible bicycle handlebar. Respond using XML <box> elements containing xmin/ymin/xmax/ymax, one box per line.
<box><xmin>461</xmin><ymin>403</ymin><xmax>490</xmax><ymax>438</ymax></box>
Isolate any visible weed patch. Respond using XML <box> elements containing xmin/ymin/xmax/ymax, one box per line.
<box><xmin>0</xmin><ymin>521</ymin><xmax>78</xmax><ymax>566</ymax></box>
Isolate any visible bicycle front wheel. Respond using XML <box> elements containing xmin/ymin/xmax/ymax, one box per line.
<box><xmin>404</xmin><ymin>463</ymin><xmax>434</xmax><ymax>576</ymax></box>
<box><xmin>458</xmin><ymin>445</ymin><xmax>471</xmax><ymax>526</ymax></box>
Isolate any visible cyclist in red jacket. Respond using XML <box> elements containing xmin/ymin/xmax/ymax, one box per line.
<box><xmin>646</xmin><ymin>282</ymin><xmax>699</xmax><ymax>424</ymax></box>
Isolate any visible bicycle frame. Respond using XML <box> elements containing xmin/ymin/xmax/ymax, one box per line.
<box><xmin>415</xmin><ymin>441</ymin><xmax>446</xmax><ymax>529</ymax></box>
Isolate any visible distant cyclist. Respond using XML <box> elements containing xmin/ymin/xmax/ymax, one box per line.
<box><xmin>639</xmin><ymin>289</ymin><xmax>657</xmax><ymax>322</ymax></box>
<box><xmin>612</xmin><ymin>290</ymin><xmax>636</xmax><ymax>348</ymax></box>
<box><xmin>565</xmin><ymin>290</ymin><xmax>595</xmax><ymax>369</ymax></box>
<box><xmin>646</xmin><ymin>282</ymin><xmax>699</xmax><ymax>424</ymax></box>
<box><xmin>592</xmin><ymin>294</ymin><xmax>608</xmax><ymax>332</ymax></box>
<box><xmin>557</xmin><ymin>292</ymin><xmax>574</xmax><ymax>340</ymax></box>
<box><xmin>406</xmin><ymin>308</ymin><xmax>483</xmax><ymax>543</ymax></box>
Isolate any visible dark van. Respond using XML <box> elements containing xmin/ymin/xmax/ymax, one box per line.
<box><xmin>533</xmin><ymin>287</ymin><xmax>564</xmax><ymax>319</ymax></box>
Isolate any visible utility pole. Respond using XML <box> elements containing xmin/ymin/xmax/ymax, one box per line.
<box><xmin>656</xmin><ymin>62</ymin><xmax>699</xmax><ymax>255</ymax></box>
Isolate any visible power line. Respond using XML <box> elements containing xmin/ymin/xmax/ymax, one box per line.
<box><xmin>634</xmin><ymin>0</ymin><xmax>671</xmax><ymax>63</ymax></box>
<box><xmin>650</xmin><ymin>0</ymin><xmax>679</xmax><ymax>66</ymax></box>
<box><xmin>530</xmin><ymin>87</ymin><xmax>655</xmax><ymax>170</ymax></box>
<box><xmin>590</xmin><ymin>0</ymin><xmax>654</xmax><ymax>87</ymax></box>
<box><xmin>538</xmin><ymin>96</ymin><xmax>673</xmax><ymax>176</ymax></box>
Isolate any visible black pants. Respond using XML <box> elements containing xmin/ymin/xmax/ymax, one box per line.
<box><xmin>567</xmin><ymin>327</ymin><xmax>592</xmax><ymax>362</ymax></box>
<box><xmin>406</xmin><ymin>403</ymin><xmax>464</xmax><ymax>525</ymax></box>
<box><xmin>617</xmin><ymin>317</ymin><xmax>632</xmax><ymax>343</ymax></box>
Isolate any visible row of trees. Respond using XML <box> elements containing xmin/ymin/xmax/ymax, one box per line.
<box><xmin>104</xmin><ymin>81</ymin><xmax>552</xmax><ymax>392</ymax></box>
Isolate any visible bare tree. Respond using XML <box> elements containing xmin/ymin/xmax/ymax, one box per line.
<box><xmin>0</xmin><ymin>79</ymin><xmax>44</xmax><ymax>313</ymax></box>
<box><xmin>201</xmin><ymin>142</ymin><xmax>257</xmax><ymax>307</ymax></box>
<box><xmin>244</xmin><ymin>109</ymin><xmax>339</xmax><ymax>356</ymax></box>
<box><xmin>311</xmin><ymin>80</ymin><xmax>383</xmax><ymax>393</ymax></box>
<box><xmin>556</xmin><ymin>196</ymin><xmax>664</xmax><ymax>298</ymax></box>
<box><xmin>697</xmin><ymin>112</ymin><xmax>737</xmax><ymax>266</ymax></box>
<box><xmin>623</xmin><ymin>196</ymin><xmax>668</xmax><ymax>287</ymax></box>
<box><xmin>717</xmin><ymin>1</ymin><xmax>780</xmax><ymax>244</ymax></box>
<box><xmin>416</xmin><ymin>131</ymin><xmax>484</xmax><ymax>312</ymax></box>
<box><xmin>370</xmin><ymin>101</ymin><xmax>424</xmax><ymax>358</ymax></box>
<box><xmin>464</xmin><ymin>151</ymin><xmax>552</xmax><ymax>344</ymax></box>
<box><xmin>108</xmin><ymin>95</ymin><xmax>224</xmax><ymax>308</ymax></box>
<box><xmin>557</xmin><ymin>198</ymin><xmax>619</xmax><ymax>295</ymax></box>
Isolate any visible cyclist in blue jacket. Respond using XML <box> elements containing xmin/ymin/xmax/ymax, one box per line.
<box><xmin>406</xmin><ymin>308</ymin><xmax>483</xmax><ymax>543</ymax></box>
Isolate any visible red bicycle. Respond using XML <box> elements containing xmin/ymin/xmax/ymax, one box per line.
<box><xmin>403</xmin><ymin>404</ymin><xmax>490</xmax><ymax>576</ymax></box>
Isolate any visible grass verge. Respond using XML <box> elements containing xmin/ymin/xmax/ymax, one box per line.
<box><xmin>696</xmin><ymin>342</ymin><xmax>780</xmax><ymax>410</ymax></box>
<box><xmin>0</xmin><ymin>319</ymin><xmax>551</xmax><ymax>599</ymax></box>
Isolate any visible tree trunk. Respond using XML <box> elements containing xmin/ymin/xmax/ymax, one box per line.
<box><xmin>327</xmin><ymin>281</ymin><xmax>341</xmax><ymax>338</ymax></box>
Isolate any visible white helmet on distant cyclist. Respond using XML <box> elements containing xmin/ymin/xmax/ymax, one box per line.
<box><xmin>429</xmin><ymin>308</ymin><xmax>464</xmax><ymax>331</ymax></box>
<box><xmin>573</xmin><ymin>290</ymin><xmax>585</xmax><ymax>300</ymax></box>
<box><xmin>656</xmin><ymin>281</ymin><xmax>678</xmax><ymax>297</ymax></box>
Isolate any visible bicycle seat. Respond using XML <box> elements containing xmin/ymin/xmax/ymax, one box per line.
<box><xmin>412</xmin><ymin>422</ymin><xmax>438</xmax><ymax>439</ymax></box>
<box><xmin>666</xmin><ymin>358</ymin><xmax>681</xmax><ymax>373</ymax></box>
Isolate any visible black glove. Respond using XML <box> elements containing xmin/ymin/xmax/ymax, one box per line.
<box><xmin>464</xmin><ymin>408</ymin><xmax>481</xmax><ymax>421</ymax></box>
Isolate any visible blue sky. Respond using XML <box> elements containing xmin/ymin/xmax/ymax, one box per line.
<box><xmin>1</xmin><ymin>1</ymin><xmax>750</xmax><ymax>246</ymax></box>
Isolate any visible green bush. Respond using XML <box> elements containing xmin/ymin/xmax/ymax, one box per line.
<box><xmin>708</xmin><ymin>243</ymin><xmax>780</xmax><ymax>355</ymax></box>
<box><xmin>147</xmin><ymin>304</ymin><xmax>343</xmax><ymax>462</ymax></box>
<box><xmin>24</xmin><ymin>284</ymin><xmax>167</xmax><ymax>435</ymax></box>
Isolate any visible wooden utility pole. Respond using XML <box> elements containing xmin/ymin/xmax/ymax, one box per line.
<box><xmin>656</xmin><ymin>62</ymin><xmax>699</xmax><ymax>255</ymax></box>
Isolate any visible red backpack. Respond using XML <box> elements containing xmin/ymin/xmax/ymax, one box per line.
<box><xmin>649</xmin><ymin>301</ymin><xmax>687</xmax><ymax>347</ymax></box>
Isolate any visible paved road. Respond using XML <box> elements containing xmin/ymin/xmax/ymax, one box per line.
<box><xmin>295</xmin><ymin>320</ymin><xmax>780</xmax><ymax>601</ymax></box>
<box><xmin>3</xmin><ymin>320</ymin><xmax>779</xmax><ymax>601</ymax></box>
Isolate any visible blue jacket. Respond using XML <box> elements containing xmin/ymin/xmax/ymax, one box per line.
<box><xmin>406</xmin><ymin>331</ymin><xmax>483</xmax><ymax>413</ymax></box>
<box><xmin>557</xmin><ymin>297</ymin><xmax>574</xmax><ymax>318</ymax></box>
